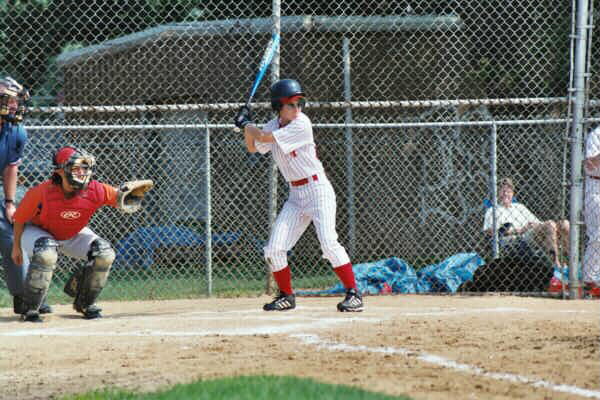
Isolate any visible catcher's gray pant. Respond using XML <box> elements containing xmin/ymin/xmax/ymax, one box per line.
<box><xmin>263</xmin><ymin>175</ymin><xmax>350</xmax><ymax>272</ymax></box>
<box><xmin>584</xmin><ymin>181</ymin><xmax>600</xmax><ymax>284</ymax></box>
<box><xmin>0</xmin><ymin>205</ymin><xmax>23</xmax><ymax>295</ymax></box>
<box><xmin>19</xmin><ymin>224</ymin><xmax>100</xmax><ymax>286</ymax></box>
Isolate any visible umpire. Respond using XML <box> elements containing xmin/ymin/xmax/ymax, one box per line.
<box><xmin>0</xmin><ymin>76</ymin><xmax>51</xmax><ymax>315</ymax></box>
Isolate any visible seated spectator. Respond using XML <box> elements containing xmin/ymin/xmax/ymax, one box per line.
<box><xmin>483</xmin><ymin>178</ymin><xmax>569</xmax><ymax>266</ymax></box>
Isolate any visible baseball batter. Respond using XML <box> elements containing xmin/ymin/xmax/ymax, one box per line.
<box><xmin>12</xmin><ymin>146</ymin><xmax>153</xmax><ymax>322</ymax></box>
<box><xmin>234</xmin><ymin>78</ymin><xmax>363</xmax><ymax>312</ymax></box>
<box><xmin>583</xmin><ymin>126</ymin><xmax>600</xmax><ymax>291</ymax></box>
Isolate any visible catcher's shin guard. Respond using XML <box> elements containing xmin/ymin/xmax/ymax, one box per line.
<box><xmin>22</xmin><ymin>237</ymin><xmax>58</xmax><ymax>314</ymax></box>
<box><xmin>13</xmin><ymin>295</ymin><xmax>25</xmax><ymax>314</ymax></box>
<box><xmin>69</xmin><ymin>238</ymin><xmax>115</xmax><ymax>314</ymax></box>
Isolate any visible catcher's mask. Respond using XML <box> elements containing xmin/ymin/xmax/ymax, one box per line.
<box><xmin>270</xmin><ymin>79</ymin><xmax>305</xmax><ymax>111</ymax></box>
<box><xmin>52</xmin><ymin>146</ymin><xmax>96</xmax><ymax>191</ymax></box>
<box><xmin>0</xmin><ymin>76</ymin><xmax>30</xmax><ymax>123</ymax></box>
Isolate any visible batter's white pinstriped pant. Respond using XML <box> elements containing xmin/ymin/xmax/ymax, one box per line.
<box><xmin>584</xmin><ymin>180</ymin><xmax>600</xmax><ymax>284</ymax></box>
<box><xmin>263</xmin><ymin>174</ymin><xmax>350</xmax><ymax>272</ymax></box>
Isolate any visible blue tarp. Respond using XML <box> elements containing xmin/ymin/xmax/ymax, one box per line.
<box><xmin>552</xmin><ymin>265</ymin><xmax>582</xmax><ymax>281</ymax></box>
<box><xmin>296</xmin><ymin>252</ymin><xmax>485</xmax><ymax>296</ymax></box>
<box><xmin>113</xmin><ymin>225</ymin><xmax>241</xmax><ymax>269</ymax></box>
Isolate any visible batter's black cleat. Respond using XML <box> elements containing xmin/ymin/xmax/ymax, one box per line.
<box><xmin>337</xmin><ymin>288</ymin><xmax>364</xmax><ymax>312</ymax></box>
<box><xmin>81</xmin><ymin>304</ymin><xmax>103</xmax><ymax>319</ymax></box>
<box><xmin>263</xmin><ymin>291</ymin><xmax>296</xmax><ymax>311</ymax></box>
<box><xmin>22</xmin><ymin>310</ymin><xmax>43</xmax><ymax>323</ymax></box>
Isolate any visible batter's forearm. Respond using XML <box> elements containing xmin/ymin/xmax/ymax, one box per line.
<box><xmin>246</xmin><ymin>125</ymin><xmax>276</xmax><ymax>144</ymax></box>
<box><xmin>244</xmin><ymin>129</ymin><xmax>257</xmax><ymax>153</ymax></box>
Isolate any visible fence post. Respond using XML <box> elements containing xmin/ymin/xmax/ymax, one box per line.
<box><xmin>568</xmin><ymin>0</ymin><xmax>591</xmax><ymax>300</ymax></box>
<box><xmin>265</xmin><ymin>0</ymin><xmax>281</xmax><ymax>295</ymax></box>
<box><xmin>343</xmin><ymin>37</ymin><xmax>356</xmax><ymax>259</ymax></box>
<box><xmin>490</xmin><ymin>122</ymin><xmax>499</xmax><ymax>259</ymax></box>
<box><xmin>204</xmin><ymin>120</ymin><xmax>212</xmax><ymax>296</ymax></box>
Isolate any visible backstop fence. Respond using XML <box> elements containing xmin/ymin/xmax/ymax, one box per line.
<box><xmin>0</xmin><ymin>0</ymin><xmax>597</xmax><ymax>300</ymax></box>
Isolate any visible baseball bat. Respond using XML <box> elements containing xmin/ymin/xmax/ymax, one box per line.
<box><xmin>234</xmin><ymin>33</ymin><xmax>280</xmax><ymax>132</ymax></box>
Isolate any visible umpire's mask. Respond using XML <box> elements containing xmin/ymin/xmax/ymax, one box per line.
<box><xmin>0</xmin><ymin>77</ymin><xmax>30</xmax><ymax>123</ymax></box>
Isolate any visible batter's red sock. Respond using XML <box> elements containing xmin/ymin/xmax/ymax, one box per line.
<box><xmin>273</xmin><ymin>267</ymin><xmax>293</xmax><ymax>295</ymax></box>
<box><xmin>334</xmin><ymin>262</ymin><xmax>356</xmax><ymax>289</ymax></box>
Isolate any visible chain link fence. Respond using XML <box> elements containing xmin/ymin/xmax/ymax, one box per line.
<box><xmin>0</xmin><ymin>0</ymin><xmax>595</xmax><ymax>301</ymax></box>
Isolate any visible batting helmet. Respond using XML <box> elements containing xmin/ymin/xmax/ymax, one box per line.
<box><xmin>270</xmin><ymin>79</ymin><xmax>305</xmax><ymax>111</ymax></box>
<box><xmin>52</xmin><ymin>146</ymin><xmax>96</xmax><ymax>191</ymax></box>
<box><xmin>0</xmin><ymin>76</ymin><xmax>30</xmax><ymax>123</ymax></box>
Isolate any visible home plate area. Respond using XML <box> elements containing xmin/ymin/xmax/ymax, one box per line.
<box><xmin>0</xmin><ymin>295</ymin><xmax>598</xmax><ymax>400</ymax></box>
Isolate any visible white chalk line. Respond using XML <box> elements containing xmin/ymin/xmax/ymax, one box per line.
<box><xmin>291</xmin><ymin>333</ymin><xmax>600</xmax><ymax>399</ymax></box>
<box><xmin>0</xmin><ymin>306</ymin><xmax>591</xmax><ymax>337</ymax></box>
<box><xmin>1</xmin><ymin>316</ymin><xmax>382</xmax><ymax>337</ymax></box>
<box><xmin>2</xmin><ymin>305</ymin><xmax>596</xmax><ymax>399</ymax></box>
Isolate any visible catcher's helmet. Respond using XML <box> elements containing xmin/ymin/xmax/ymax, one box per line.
<box><xmin>270</xmin><ymin>79</ymin><xmax>305</xmax><ymax>111</ymax></box>
<box><xmin>0</xmin><ymin>76</ymin><xmax>30</xmax><ymax>123</ymax></box>
<box><xmin>52</xmin><ymin>146</ymin><xmax>96</xmax><ymax>190</ymax></box>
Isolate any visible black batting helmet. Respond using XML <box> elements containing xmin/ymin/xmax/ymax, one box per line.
<box><xmin>270</xmin><ymin>79</ymin><xmax>305</xmax><ymax>111</ymax></box>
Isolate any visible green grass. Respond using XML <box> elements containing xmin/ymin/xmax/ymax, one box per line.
<box><xmin>60</xmin><ymin>375</ymin><xmax>411</xmax><ymax>400</ymax></box>
<box><xmin>0</xmin><ymin>273</ymin><xmax>340</xmax><ymax>308</ymax></box>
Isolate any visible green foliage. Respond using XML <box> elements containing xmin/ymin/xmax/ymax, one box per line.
<box><xmin>0</xmin><ymin>0</ymin><xmax>574</xmax><ymax>103</ymax></box>
<box><xmin>0</xmin><ymin>0</ymin><xmax>207</xmax><ymax>100</ymax></box>
<box><xmin>0</xmin><ymin>271</ymin><xmax>339</xmax><ymax>308</ymax></box>
<box><xmin>60</xmin><ymin>375</ymin><xmax>412</xmax><ymax>400</ymax></box>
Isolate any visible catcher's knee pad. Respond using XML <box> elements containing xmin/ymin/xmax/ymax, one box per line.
<box><xmin>67</xmin><ymin>238</ymin><xmax>115</xmax><ymax>312</ymax></box>
<box><xmin>264</xmin><ymin>247</ymin><xmax>287</xmax><ymax>272</ymax></box>
<box><xmin>22</xmin><ymin>237</ymin><xmax>58</xmax><ymax>312</ymax></box>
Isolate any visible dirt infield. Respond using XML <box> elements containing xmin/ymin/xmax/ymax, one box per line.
<box><xmin>0</xmin><ymin>295</ymin><xmax>598</xmax><ymax>400</ymax></box>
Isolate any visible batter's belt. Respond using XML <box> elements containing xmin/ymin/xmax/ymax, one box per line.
<box><xmin>290</xmin><ymin>174</ymin><xmax>319</xmax><ymax>187</ymax></box>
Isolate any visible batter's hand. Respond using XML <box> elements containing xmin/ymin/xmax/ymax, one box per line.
<box><xmin>234</xmin><ymin>106</ymin><xmax>253</xmax><ymax>130</ymax></box>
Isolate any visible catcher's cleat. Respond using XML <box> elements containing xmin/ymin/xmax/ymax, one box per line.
<box><xmin>263</xmin><ymin>291</ymin><xmax>296</xmax><ymax>311</ymax></box>
<box><xmin>81</xmin><ymin>304</ymin><xmax>103</xmax><ymax>319</ymax></box>
<box><xmin>22</xmin><ymin>310</ymin><xmax>43</xmax><ymax>323</ymax></box>
<box><xmin>38</xmin><ymin>303</ymin><xmax>53</xmax><ymax>314</ymax></box>
<box><xmin>337</xmin><ymin>288</ymin><xmax>364</xmax><ymax>312</ymax></box>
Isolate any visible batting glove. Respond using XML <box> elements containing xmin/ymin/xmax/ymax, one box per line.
<box><xmin>234</xmin><ymin>106</ymin><xmax>253</xmax><ymax>129</ymax></box>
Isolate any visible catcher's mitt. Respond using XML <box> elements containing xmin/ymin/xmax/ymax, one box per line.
<box><xmin>117</xmin><ymin>179</ymin><xmax>154</xmax><ymax>213</ymax></box>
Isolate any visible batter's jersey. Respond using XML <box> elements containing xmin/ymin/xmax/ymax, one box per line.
<box><xmin>255</xmin><ymin>112</ymin><xmax>325</xmax><ymax>182</ymax></box>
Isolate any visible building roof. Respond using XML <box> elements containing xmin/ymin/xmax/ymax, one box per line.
<box><xmin>57</xmin><ymin>14</ymin><xmax>462</xmax><ymax>66</ymax></box>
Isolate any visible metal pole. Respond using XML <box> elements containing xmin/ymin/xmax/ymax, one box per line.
<box><xmin>204</xmin><ymin>120</ymin><xmax>212</xmax><ymax>296</ymax></box>
<box><xmin>568</xmin><ymin>0</ymin><xmax>591</xmax><ymax>300</ymax></box>
<box><xmin>342</xmin><ymin>37</ymin><xmax>356</xmax><ymax>259</ymax></box>
<box><xmin>490</xmin><ymin>123</ymin><xmax>499</xmax><ymax>259</ymax></box>
<box><xmin>265</xmin><ymin>0</ymin><xmax>281</xmax><ymax>295</ymax></box>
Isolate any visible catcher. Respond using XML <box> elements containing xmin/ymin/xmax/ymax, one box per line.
<box><xmin>11</xmin><ymin>146</ymin><xmax>153</xmax><ymax>322</ymax></box>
